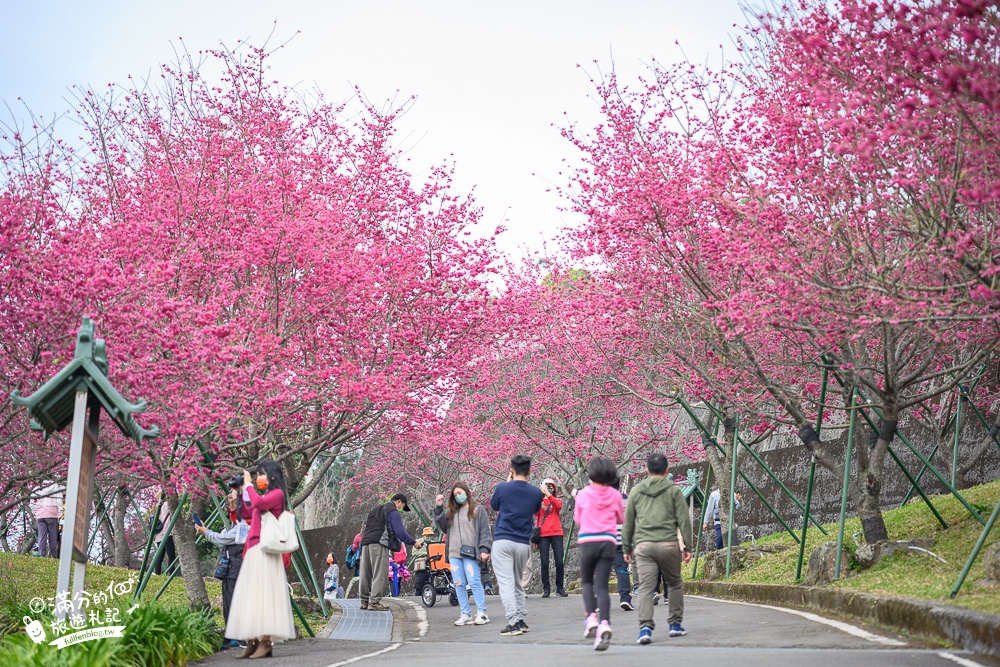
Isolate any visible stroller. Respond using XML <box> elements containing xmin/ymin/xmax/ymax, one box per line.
<box><xmin>412</xmin><ymin>530</ymin><xmax>458</xmax><ymax>608</ymax></box>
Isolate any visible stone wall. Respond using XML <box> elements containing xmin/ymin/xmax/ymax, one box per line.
<box><xmin>293</xmin><ymin>503</ymin><xmax>427</xmax><ymax>596</ymax></box>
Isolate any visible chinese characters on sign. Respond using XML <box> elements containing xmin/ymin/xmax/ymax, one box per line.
<box><xmin>23</xmin><ymin>577</ymin><xmax>137</xmax><ymax>649</ymax></box>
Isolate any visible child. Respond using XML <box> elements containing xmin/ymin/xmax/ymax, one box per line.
<box><xmin>573</xmin><ymin>456</ymin><xmax>624</xmax><ymax>651</ymax></box>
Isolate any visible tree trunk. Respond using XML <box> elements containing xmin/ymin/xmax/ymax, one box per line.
<box><xmin>113</xmin><ymin>485</ymin><xmax>131</xmax><ymax>568</ymax></box>
<box><xmin>701</xmin><ymin>409</ymin><xmax>737</xmax><ymax>549</ymax></box>
<box><xmin>860</xmin><ymin>413</ymin><xmax>895</xmax><ymax>544</ymax></box>
<box><xmin>165</xmin><ymin>491</ymin><xmax>209</xmax><ymax>609</ymax></box>
<box><xmin>93</xmin><ymin>486</ymin><xmax>117</xmax><ymax>564</ymax></box>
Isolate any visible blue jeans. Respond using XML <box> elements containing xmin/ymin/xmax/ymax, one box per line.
<box><xmin>613</xmin><ymin>545</ymin><xmax>632</xmax><ymax>604</ymax></box>
<box><xmin>450</xmin><ymin>557</ymin><xmax>486</xmax><ymax>617</ymax></box>
<box><xmin>714</xmin><ymin>522</ymin><xmax>723</xmax><ymax>550</ymax></box>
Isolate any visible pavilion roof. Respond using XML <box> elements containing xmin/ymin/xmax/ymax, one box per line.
<box><xmin>10</xmin><ymin>317</ymin><xmax>159</xmax><ymax>444</ymax></box>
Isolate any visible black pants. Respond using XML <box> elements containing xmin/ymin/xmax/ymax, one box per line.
<box><xmin>37</xmin><ymin>518</ymin><xmax>60</xmax><ymax>557</ymax></box>
<box><xmin>613</xmin><ymin>545</ymin><xmax>632</xmax><ymax>603</ymax></box>
<box><xmin>579</xmin><ymin>542</ymin><xmax>615</xmax><ymax>623</ymax></box>
<box><xmin>538</xmin><ymin>534</ymin><xmax>565</xmax><ymax>593</ymax></box>
<box><xmin>222</xmin><ymin>576</ymin><xmax>237</xmax><ymax>627</ymax></box>
<box><xmin>152</xmin><ymin>536</ymin><xmax>176</xmax><ymax>575</ymax></box>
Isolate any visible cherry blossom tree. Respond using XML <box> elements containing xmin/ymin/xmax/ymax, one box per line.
<box><xmin>562</xmin><ymin>0</ymin><xmax>1000</xmax><ymax>543</ymax></box>
<box><xmin>2</xmin><ymin>43</ymin><xmax>498</xmax><ymax>602</ymax></box>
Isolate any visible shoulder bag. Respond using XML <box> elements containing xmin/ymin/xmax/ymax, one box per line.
<box><xmin>259</xmin><ymin>510</ymin><xmax>300</xmax><ymax>554</ymax></box>
<box><xmin>456</xmin><ymin>509</ymin><xmax>478</xmax><ymax>560</ymax></box>
<box><xmin>530</xmin><ymin>502</ymin><xmax>553</xmax><ymax>545</ymax></box>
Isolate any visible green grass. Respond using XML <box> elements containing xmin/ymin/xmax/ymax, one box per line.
<box><xmin>684</xmin><ymin>479</ymin><xmax>1000</xmax><ymax>617</ymax></box>
<box><xmin>0</xmin><ymin>552</ymin><xmax>327</xmax><ymax>642</ymax></box>
<box><xmin>0</xmin><ymin>552</ymin><xmax>222</xmax><ymax>616</ymax></box>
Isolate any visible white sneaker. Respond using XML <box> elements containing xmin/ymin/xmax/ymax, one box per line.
<box><xmin>474</xmin><ymin>612</ymin><xmax>490</xmax><ymax>625</ymax></box>
<box><xmin>594</xmin><ymin>621</ymin><xmax>613</xmax><ymax>651</ymax></box>
<box><xmin>454</xmin><ymin>614</ymin><xmax>473</xmax><ymax>626</ymax></box>
<box><xmin>583</xmin><ymin>613</ymin><xmax>599</xmax><ymax>638</ymax></box>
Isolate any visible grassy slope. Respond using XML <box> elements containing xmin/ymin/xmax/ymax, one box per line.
<box><xmin>683</xmin><ymin>479</ymin><xmax>1000</xmax><ymax>617</ymax></box>
<box><xmin>0</xmin><ymin>552</ymin><xmax>327</xmax><ymax>638</ymax></box>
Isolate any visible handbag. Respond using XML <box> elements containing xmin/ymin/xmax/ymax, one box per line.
<box><xmin>456</xmin><ymin>507</ymin><xmax>479</xmax><ymax>560</ymax></box>
<box><xmin>213</xmin><ymin>553</ymin><xmax>231</xmax><ymax>579</ymax></box>
<box><xmin>530</xmin><ymin>503</ymin><xmax>553</xmax><ymax>545</ymax></box>
<box><xmin>258</xmin><ymin>510</ymin><xmax>300</xmax><ymax>554</ymax></box>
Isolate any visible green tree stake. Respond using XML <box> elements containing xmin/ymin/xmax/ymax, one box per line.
<box><xmin>692</xmin><ymin>464</ymin><xmax>713</xmax><ymax>579</ymax></box>
<box><xmin>290</xmin><ymin>594</ymin><xmax>315</xmax><ymax>638</ymax></box>
<box><xmin>950</xmin><ymin>498</ymin><xmax>1000</xmax><ymax>598</ymax></box>
<box><xmin>795</xmin><ymin>458</ymin><xmax>817</xmax><ymax>583</ymax></box>
<box><xmin>953</xmin><ymin>392</ymin><xmax>962</xmax><ymax>489</ymax></box>
<box><xmin>135</xmin><ymin>493</ymin><xmax>187</xmax><ymax>602</ymax></box>
<box><xmin>293</xmin><ymin>519</ymin><xmax>328</xmax><ymax>617</ymax></box>
<box><xmin>725</xmin><ymin>417</ymin><xmax>739</xmax><ymax>579</ymax></box>
<box><xmin>835</xmin><ymin>388</ymin><xmax>857</xmax><ymax>581</ymax></box>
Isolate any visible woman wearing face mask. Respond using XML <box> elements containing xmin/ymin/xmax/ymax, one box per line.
<box><xmin>434</xmin><ymin>482</ymin><xmax>493</xmax><ymax>626</ymax></box>
<box><xmin>535</xmin><ymin>478</ymin><xmax>567</xmax><ymax>597</ymax></box>
<box><xmin>324</xmin><ymin>552</ymin><xmax>343</xmax><ymax>600</ymax></box>
<box><xmin>226</xmin><ymin>460</ymin><xmax>296</xmax><ymax>659</ymax></box>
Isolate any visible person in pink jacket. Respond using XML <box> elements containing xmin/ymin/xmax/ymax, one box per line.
<box><xmin>573</xmin><ymin>456</ymin><xmax>624</xmax><ymax>652</ymax></box>
<box><xmin>30</xmin><ymin>481</ymin><xmax>62</xmax><ymax>557</ymax></box>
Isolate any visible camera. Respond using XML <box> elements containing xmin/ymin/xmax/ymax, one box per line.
<box><xmin>227</xmin><ymin>474</ymin><xmax>244</xmax><ymax>490</ymax></box>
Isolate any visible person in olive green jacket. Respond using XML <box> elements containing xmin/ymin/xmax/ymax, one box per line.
<box><xmin>622</xmin><ymin>453</ymin><xmax>693</xmax><ymax>644</ymax></box>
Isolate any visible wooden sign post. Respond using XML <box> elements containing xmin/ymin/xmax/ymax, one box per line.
<box><xmin>10</xmin><ymin>317</ymin><xmax>158</xmax><ymax>621</ymax></box>
<box><xmin>56</xmin><ymin>391</ymin><xmax>100</xmax><ymax>620</ymax></box>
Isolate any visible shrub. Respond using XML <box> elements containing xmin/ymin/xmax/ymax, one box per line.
<box><xmin>0</xmin><ymin>598</ymin><xmax>220</xmax><ymax>667</ymax></box>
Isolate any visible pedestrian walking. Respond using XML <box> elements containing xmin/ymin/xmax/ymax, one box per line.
<box><xmin>358</xmin><ymin>493</ymin><xmax>424</xmax><ymax>611</ymax></box>
<box><xmin>490</xmin><ymin>454</ymin><xmax>543</xmax><ymax>637</ymax></box>
<box><xmin>622</xmin><ymin>453</ymin><xmax>693</xmax><ymax>645</ymax></box>
<box><xmin>609</xmin><ymin>477</ymin><xmax>633</xmax><ymax>612</ymax></box>
<box><xmin>30</xmin><ymin>480</ymin><xmax>62</xmax><ymax>558</ymax></box>
<box><xmin>703</xmin><ymin>488</ymin><xmax>743</xmax><ymax>550</ymax></box>
<box><xmin>196</xmin><ymin>485</ymin><xmax>249</xmax><ymax>650</ymax></box>
<box><xmin>574</xmin><ymin>457</ymin><xmax>624</xmax><ymax>651</ymax></box>
<box><xmin>434</xmin><ymin>482</ymin><xmax>493</xmax><ymax>627</ymax></box>
<box><xmin>226</xmin><ymin>460</ymin><xmax>296</xmax><ymax>659</ymax></box>
<box><xmin>535</xmin><ymin>478</ymin><xmax>567</xmax><ymax>598</ymax></box>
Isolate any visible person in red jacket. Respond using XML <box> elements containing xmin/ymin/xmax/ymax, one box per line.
<box><xmin>226</xmin><ymin>460</ymin><xmax>296</xmax><ymax>659</ymax></box>
<box><xmin>535</xmin><ymin>478</ymin><xmax>567</xmax><ymax>597</ymax></box>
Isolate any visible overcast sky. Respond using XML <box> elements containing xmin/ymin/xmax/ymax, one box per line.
<box><xmin>1</xmin><ymin>1</ymin><xmax>748</xmax><ymax>258</ymax></box>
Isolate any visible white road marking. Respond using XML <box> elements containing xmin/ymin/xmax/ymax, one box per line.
<box><xmin>689</xmin><ymin>595</ymin><xmax>908</xmax><ymax>646</ymax></box>
<box><xmin>324</xmin><ymin>642</ymin><xmax>402</xmax><ymax>667</ymax></box>
<box><xmin>937</xmin><ymin>651</ymin><xmax>987</xmax><ymax>667</ymax></box>
<box><xmin>392</xmin><ymin>598</ymin><xmax>430</xmax><ymax>640</ymax></box>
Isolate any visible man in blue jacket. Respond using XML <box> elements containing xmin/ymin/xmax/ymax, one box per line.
<box><xmin>359</xmin><ymin>493</ymin><xmax>424</xmax><ymax>611</ymax></box>
<box><xmin>490</xmin><ymin>454</ymin><xmax>543</xmax><ymax>636</ymax></box>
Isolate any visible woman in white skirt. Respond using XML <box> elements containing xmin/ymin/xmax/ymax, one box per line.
<box><xmin>228</xmin><ymin>460</ymin><xmax>295</xmax><ymax>659</ymax></box>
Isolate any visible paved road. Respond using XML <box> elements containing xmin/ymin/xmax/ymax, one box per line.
<box><xmin>193</xmin><ymin>593</ymin><xmax>1000</xmax><ymax>667</ymax></box>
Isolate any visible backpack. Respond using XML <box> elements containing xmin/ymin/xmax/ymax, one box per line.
<box><xmin>345</xmin><ymin>545</ymin><xmax>360</xmax><ymax>571</ymax></box>
<box><xmin>383</xmin><ymin>507</ymin><xmax>402</xmax><ymax>552</ymax></box>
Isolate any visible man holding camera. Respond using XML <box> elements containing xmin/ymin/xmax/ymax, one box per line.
<box><xmin>490</xmin><ymin>454</ymin><xmax>544</xmax><ymax>637</ymax></box>
<box><xmin>196</xmin><ymin>474</ymin><xmax>250</xmax><ymax>650</ymax></box>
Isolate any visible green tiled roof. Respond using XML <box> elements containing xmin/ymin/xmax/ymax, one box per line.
<box><xmin>672</xmin><ymin>468</ymin><xmax>706</xmax><ymax>504</ymax></box>
<box><xmin>10</xmin><ymin>317</ymin><xmax>159</xmax><ymax>444</ymax></box>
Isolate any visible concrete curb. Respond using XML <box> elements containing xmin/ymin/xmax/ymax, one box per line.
<box><xmin>686</xmin><ymin>581</ymin><xmax>1000</xmax><ymax>658</ymax></box>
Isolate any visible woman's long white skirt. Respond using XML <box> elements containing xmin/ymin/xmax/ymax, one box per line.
<box><xmin>225</xmin><ymin>545</ymin><xmax>296</xmax><ymax>642</ymax></box>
